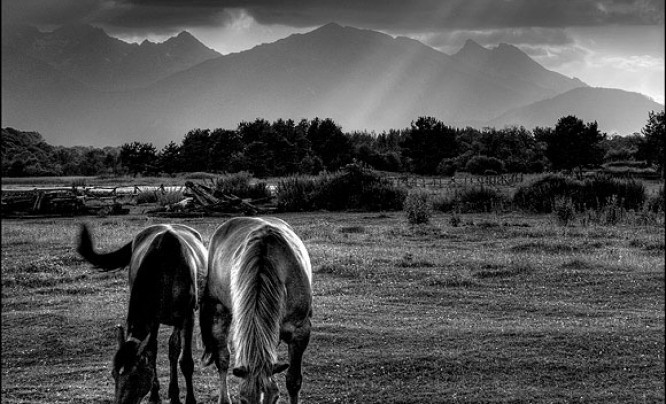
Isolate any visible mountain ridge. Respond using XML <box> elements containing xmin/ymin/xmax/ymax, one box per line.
<box><xmin>2</xmin><ymin>23</ymin><xmax>221</xmax><ymax>91</ymax></box>
<box><xmin>489</xmin><ymin>87</ymin><xmax>662</xmax><ymax>135</ymax></box>
<box><xmin>1</xmin><ymin>22</ymin><xmax>662</xmax><ymax>147</ymax></box>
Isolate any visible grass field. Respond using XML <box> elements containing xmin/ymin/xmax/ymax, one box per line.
<box><xmin>1</xmin><ymin>211</ymin><xmax>664</xmax><ymax>403</ymax></box>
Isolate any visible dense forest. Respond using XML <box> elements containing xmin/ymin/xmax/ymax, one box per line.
<box><xmin>2</xmin><ymin>112</ymin><xmax>664</xmax><ymax>178</ymax></box>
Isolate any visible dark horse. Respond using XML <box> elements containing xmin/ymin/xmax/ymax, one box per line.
<box><xmin>78</xmin><ymin>223</ymin><xmax>208</xmax><ymax>404</ymax></box>
<box><xmin>200</xmin><ymin>217</ymin><xmax>313</xmax><ymax>404</ymax></box>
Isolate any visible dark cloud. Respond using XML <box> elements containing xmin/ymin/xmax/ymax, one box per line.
<box><xmin>1</xmin><ymin>0</ymin><xmax>102</xmax><ymax>27</ymax></box>
<box><xmin>3</xmin><ymin>0</ymin><xmax>663</xmax><ymax>33</ymax></box>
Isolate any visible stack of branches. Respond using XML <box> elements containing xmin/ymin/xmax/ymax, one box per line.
<box><xmin>151</xmin><ymin>181</ymin><xmax>272</xmax><ymax>217</ymax></box>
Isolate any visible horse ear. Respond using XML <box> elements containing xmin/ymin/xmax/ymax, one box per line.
<box><xmin>136</xmin><ymin>333</ymin><xmax>151</xmax><ymax>357</ymax></box>
<box><xmin>232</xmin><ymin>366</ymin><xmax>249</xmax><ymax>378</ymax></box>
<box><xmin>115</xmin><ymin>325</ymin><xmax>125</xmax><ymax>349</ymax></box>
<box><xmin>272</xmin><ymin>362</ymin><xmax>289</xmax><ymax>375</ymax></box>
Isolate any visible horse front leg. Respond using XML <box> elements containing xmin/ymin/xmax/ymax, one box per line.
<box><xmin>286</xmin><ymin>319</ymin><xmax>311</xmax><ymax>404</ymax></box>
<box><xmin>168</xmin><ymin>326</ymin><xmax>182</xmax><ymax>404</ymax></box>
<box><xmin>180</xmin><ymin>313</ymin><xmax>196</xmax><ymax>404</ymax></box>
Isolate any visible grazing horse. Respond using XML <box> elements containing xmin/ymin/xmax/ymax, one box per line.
<box><xmin>200</xmin><ymin>217</ymin><xmax>312</xmax><ymax>404</ymax></box>
<box><xmin>77</xmin><ymin>223</ymin><xmax>208</xmax><ymax>404</ymax></box>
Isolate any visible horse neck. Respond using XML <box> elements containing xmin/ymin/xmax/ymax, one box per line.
<box><xmin>230</xmin><ymin>230</ymin><xmax>286</xmax><ymax>371</ymax></box>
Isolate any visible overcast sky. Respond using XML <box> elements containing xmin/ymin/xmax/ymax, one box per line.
<box><xmin>3</xmin><ymin>0</ymin><xmax>664</xmax><ymax>103</ymax></box>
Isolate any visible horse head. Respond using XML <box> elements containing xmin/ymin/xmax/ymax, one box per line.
<box><xmin>112</xmin><ymin>325</ymin><xmax>155</xmax><ymax>404</ymax></box>
<box><xmin>232</xmin><ymin>363</ymin><xmax>289</xmax><ymax>404</ymax></box>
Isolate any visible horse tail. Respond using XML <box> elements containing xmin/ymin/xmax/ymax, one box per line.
<box><xmin>77</xmin><ymin>224</ymin><xmax>132</xmax><ymax>271</ymax></box>
<box><xmin>231</xmin><ymin>225</ymin><xmax>286</xmax><ymax>371</ymax></box>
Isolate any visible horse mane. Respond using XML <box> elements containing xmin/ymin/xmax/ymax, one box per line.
<box><xmin>230</xmin><ymin>225</ymin><xmax>287</xmax><ymax>375</ymax></box>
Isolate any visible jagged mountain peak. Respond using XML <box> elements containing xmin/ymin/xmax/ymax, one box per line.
<box><xmin>2</xmin><ymin>23</ymin><xmax>220</xmax><ymax>92</ymax></box>
<box><xmin>169</xmin><ymin>31</ymin><xmax>198</xmax><ymax>43</ymax></box>
<box><xmin>461</xmin><ymin>39</ymin><xmax>487</xmax><ymax>51</ymax></box>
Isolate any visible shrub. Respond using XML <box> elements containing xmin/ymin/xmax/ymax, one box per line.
<box><xmin>277</xmin><ymin>164</ymin><xmax>406</xmax><ymax>212</ymax></box>
<box><xmin>135</xmin><ymin>189</ymin><xmax>158</xmax><ymax>204</ymax></box>
<box><xmin>513</xmin><ymin>174</ymin><xmax>576</xmax><ymax>213</ymax></box>
<box><xmin>276</xmin><ymin>175</ymin><xmax>323</xmax><ymax>212</ymax></box>
<box><xmin>578</xmin><ymin>174</ymin><xmax>645</xmax><ymax>211</ymax></box>
<box><xmin>432</xmin><ymin>187</ymin><xmax>508</xmax><ymax>213</ymax></box>
<box><xmin>404</xmin><ymin>191</ymin><xmax>433</xmax><ymax>225</ymax></box>
<box><xmin>157</xmin><ymin>190</ymin><xmax>185</xmax><ymax>206</ymax></box>
<box><xmin>464</xmin><ymin>156</ymin><xmax>505</xmax><ymax>175</ymax></box>
<box><xmin>513</xmin><ymin>173</ymin><xmax>647</xmax><ymax>213</ymax></box>
<box><xmin>213</xmin><ymin>172</ymin><xmax>272</xmax><ymax>199</ymax></box>
<box><xmin>646</xmin><ymin>186</ymin><xmax>665</xmax><ymax>213</ymax></box>
<box><xmin>553</xmin><ymin>197</ymin><xmax>576</xmax><ymax>226</ymax></box>
<box><xmin>449</xmin><ymin>213</ymin><xmax>461</xmax><ymax>227</ymax></box>
<box><xmin>456</xmin><ymin>186</ymin><xmax>507</xmax><ymax>212</ymax></box>
<box><xmin>436</xmin><ymin>158</ymin><xmax>457</xmax><ymax>176</ymax></box>
<box><xmin>433</xmin><ymin>194</ymin><xmax>456</xmax><ymax>212</ymax></box>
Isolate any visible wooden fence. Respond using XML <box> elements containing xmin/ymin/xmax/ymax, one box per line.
<box><xmin>387</xmin><ymin>173</ymin><xmax>525</xmax><ymax>189</ymax></box>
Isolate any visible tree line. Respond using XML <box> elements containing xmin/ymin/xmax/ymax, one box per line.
<box><xmin>2</xmin><ymin>111</ymin><xmax>664</xmax><ymax>178</ymax></box>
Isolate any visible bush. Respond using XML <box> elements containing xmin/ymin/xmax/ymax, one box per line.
<box><xmin>456</xmin><ymin>186</ymin><xmax>507</xmax><ymax>212</ymax></box>
<box><xmin>553</xmin><ymin>197</ymin><xmax>576</xmax><ymax>226</ymax></box>
<box><xmin>157</xmin><ymin>190</ymin><xmax>185</xmax><ymax>206</ymax></box>
<box><xmin>404</xmin><ymin>191</ymin><xmax>433</xmax><ymax>225</ymax></box>
<box><xmin>513</xmin><ymin>173</ymin><xmax>647</xmax><ymax>213</ymax></box>
<box><xmin>464</xmin><ymin>156</ymin><xmax>505</xmax><ymax>175</ymax></box>
<box><xmin>646</xmin><ymin>186</ymin><xmax>665</xmax><ymax>213</ymax></box>
<box><xmin>434</xmin><ymin>187</ymin><xmax>508</xmax><ymax>213</ymax></box>
<box><xmin>578</xmin><ymin>174</ymin><xmax>645</xmax><ymax>211</ymax></box>
<box><xmin>277</xmin><ymin>164</ymin><xmax>406</xmax><ymax>212</ymax></box>
<box><xmin>136</xmin><ymin>189</ymin><xmax>158</xmax><ymax>204</ymax></box>
<box><xmin>277</xmin><ymin>175</ymin><xmax>324</xmax><ymax>212</ymax></box>
<box><xmin>436</xmin><ymin>158</ymin><xmax>457</xmax><ymax>176</ymax></box>
<box><xmin>213</xmin><ymin>172</ymin><xmax>272</xmax><ymax>199</ymax></box>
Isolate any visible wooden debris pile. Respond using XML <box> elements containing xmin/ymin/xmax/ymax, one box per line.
<box><xmin>1</xmin><ymin>187</ymin><xmax>130</xmax><ymax>218</ymax></box>
<box><xmin>151</xmin><ymin>181</ymin><xmax>275</xmax><ymax>217</ymax></box>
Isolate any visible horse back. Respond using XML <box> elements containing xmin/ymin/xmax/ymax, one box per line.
<box><xmin>207</xmin><ymin>217</ymin><xmax>312</xmax><ymax>322</ymax></box>
<box><xmin>127</xmin><ymin>224</ymin><xmax>208</xmax><ymax>325</ymax></box>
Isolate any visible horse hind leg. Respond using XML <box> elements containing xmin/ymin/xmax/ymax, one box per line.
<box><xmin>213</xmin><ymin>305</ymin><xmax>233</xmax><ymax>404</ymax></box>
<box><xmin>168</xmin><ymin>326</ymin><xmax>183</xmax><ymax>404</ymax></box>
<box><xmin>285</xmin><ymin>319</ymin><xmax>311</xmax><ymax>404</ymax></box>
<box><xmin>148</xmin><ymin>331</ymin><xmax>162</xmax><ymax>404</ymax></box>
<box><xmin>180</xmin><ymin>314</ymin><xmax>196</xmax><ymax>404</ymax></box>
<box><xmin>201</xmin><ymin>301</ymin><xmax>233</xmax><ymax>404</ymax></box>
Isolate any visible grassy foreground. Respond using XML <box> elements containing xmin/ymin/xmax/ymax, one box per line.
<box><xmin>1</xmin><ymin>212</ymin><xmax>664</xmax><ymax>403</ymax></box>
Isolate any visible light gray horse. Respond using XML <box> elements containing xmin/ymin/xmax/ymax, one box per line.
<box><xmin>200</xmin><ymin>217</ymin><xmax>313</xmax><ymax>404</ymax></box>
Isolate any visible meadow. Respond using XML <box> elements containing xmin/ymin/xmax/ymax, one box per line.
<box><xmin>1</xmin><ymin>211</ymin><xmax>664</xmax><ymax>403</ymax></box>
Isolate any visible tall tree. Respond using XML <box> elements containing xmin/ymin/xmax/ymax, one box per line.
<box><xmin>307</xmin><ymin>118</ymin><xmax>352</xmax><ymax>171</ymax></box>
<box><xmin>120</xmin><ymin>142</ymin><xmax>157</xmax><ymax>176</ymax></box>
<box><xmin>158</xmin><ymin>141</ymin><xmax>182</xmax><ymax>174</ymax></box>
<box><xmin>179</xmin><ymin>129</ymin><xmax>212</xmax><ymax>172</ymax></box>
<box><xmin>401</xmin><ymin>116</ymin><xmax>457</xmax><ymax>174</ymax></box>
<box><xmin>535</xmin><ymin>115</ymin><xmax>606</xmax><ymax>176</ymax></box>
<box><xmin>209</xmin><ymin>129</ymin><xmax>244</xmax><ymax>173</ymax></box>
<box><xmin>641</xmin><ymin>110</ymin><xmax>665</xmax><ymax>177</ymax></box>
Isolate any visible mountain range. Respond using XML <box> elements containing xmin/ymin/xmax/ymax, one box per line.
<box><xmin>2</xmin><ymin>22</ymin><xmax>663</xmax><ymax>147</ymax></box>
